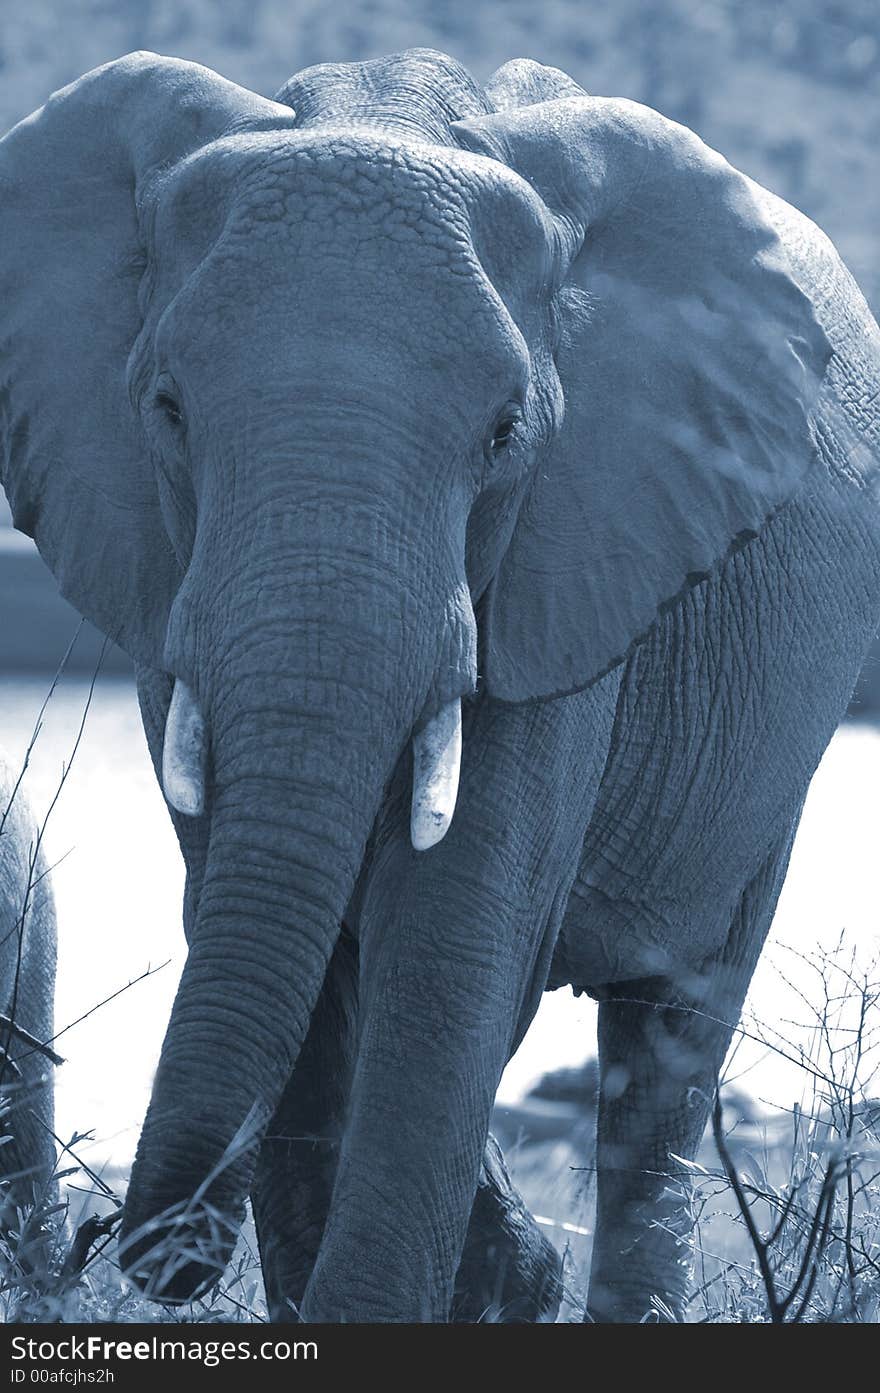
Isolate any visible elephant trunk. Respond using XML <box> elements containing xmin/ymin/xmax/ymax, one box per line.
<box><xmin>119</xmin><ymin>694</ymin><xmax>381</xmax><ymax>1300</ymax></box>
<box><xmin>118</xmin><ymin>515</ymin><xmax>475</xmax><ymax>1298</ymax></box>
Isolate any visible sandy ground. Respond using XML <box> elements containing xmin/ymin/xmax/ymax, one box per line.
<box><xmin>1</xmin><ymin>673</ymin><xmax>878</xmax><ymax>1176</ymax></box>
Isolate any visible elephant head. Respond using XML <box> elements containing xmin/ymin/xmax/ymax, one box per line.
<box><xmin>0</xmin><ymin>49</ymin><xmax>829</xmax><ymax>1300</ymax></box>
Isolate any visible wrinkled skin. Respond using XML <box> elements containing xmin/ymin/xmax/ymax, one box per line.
<box><xmin>2</xmin><ymin>48</ymin><xmax>880</xmax><ymax>1322</ymax></box>
<box><xmin>0</xmin><ymin>753</ymin><xmax>57</xmax><ymax>1252</ymax></box>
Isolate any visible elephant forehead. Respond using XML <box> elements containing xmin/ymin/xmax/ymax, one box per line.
<box><xmin>161</xmin><ymin>134</ymin><xmax>461</xmax><ymax>252</ymax></box>
<box><xmin>159</xmin><ymin>129</ymin><xmax>553</xmax><ymax>291</ymax></box>
<box><xmin>151</xmin><ymin>135</ymin><xmax>544</xmax><ymax>392</ymax></box>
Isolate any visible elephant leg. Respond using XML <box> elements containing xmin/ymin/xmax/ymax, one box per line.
<box><xmin>250</xmin><ymin>926</ymin><xmax>358</xmax><ymax>1321</ymax></box>
<box><xmin>298</xmin><ymin>885</ymin><xmax>550</xmax><ymax>1321</ymax></box>
<box><xmin>251</xmin><ymin>933</ymin><xmax>558</xmax><ymax>1323</ymax></box>
<box><xmin>453</xmin><ymin>1133</ymin><xmax>563</xmax><ymax>1322</ymax></box>
<box><xmin>0</xmin><ymin>1028</ymin><xmax>57</xmax><ymax>1244</ymax></box>
<box><xmin>0</xmin><ymin>836</ymin><xmax>57</xmax><ymax>1278</ymax></box>
<box><xmin>587</xmin><ymin>821</ymin><xmax>798</xmax><ymax>1323</ymax></box>
<box><xmin>249</xmin><ymin>930</ymin><xmax>558</xmax><ymax>1323</ymax></box>
<box><xmin>300</xmin><ymin>686</ymin><xmax>616</xmax><ymax>1321</ymax></box>
<box><xmin>251</xmin><ymin>933</ymin><xmax>563</xmax><ymax>1324</ymax></box>
<box><xmin>0</xmin><ymin>1041</ymin><xmax>57</xmax><ymax>1278</ymax></box>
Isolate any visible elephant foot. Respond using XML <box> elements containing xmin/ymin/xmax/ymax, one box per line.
<box><xmin>251</xmin><ymin>1157</ymin><xmax>337</xmax><ymax>1323</ymax></box>
<box><xmin>453</xmin><ymin>1134</ymin><xmax>562</xmax><ymax>1323</ymax></box>
<box><xmin>586</xmin><ymin>1271</ymin><xmax>688</xmax><ymax>1323</ymax></box>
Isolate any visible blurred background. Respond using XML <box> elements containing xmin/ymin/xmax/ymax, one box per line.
<box><xmin>1</xmin><ymin>1</ymin><xmax>879</xmax><ymax>1192</ymax></box>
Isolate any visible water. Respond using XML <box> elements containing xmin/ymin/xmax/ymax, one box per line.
<box><xmin>2</xmin><ymin>674</ymin><xmax>878</xmax><ymax>1172</ymax></box>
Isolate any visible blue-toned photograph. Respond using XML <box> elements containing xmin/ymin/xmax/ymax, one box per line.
<box><xmin>1</xmin><ymin>0</ymin><xmax>879</xmax><ymax>1336</ymax></box>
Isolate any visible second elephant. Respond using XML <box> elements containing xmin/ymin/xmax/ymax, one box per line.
<box><xmin>0</xmin><ymin>749</ymin><xmax>58</xmax><ymax>1269</ymax></box>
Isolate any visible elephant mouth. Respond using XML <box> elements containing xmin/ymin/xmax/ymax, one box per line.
<box><xmin>162</xmin><ymin>676</ymin><xmax>463</xmax><ymax>851</ymax></box>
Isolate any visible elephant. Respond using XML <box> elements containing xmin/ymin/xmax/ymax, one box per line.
<box><xmin>1</xmin><ymin>45</ymin><xmax>879</xmax><ymax>1323</ymax></box>
<box><xmin>0</xmin><ymin>750</ymin><xmax>58</xmax><ymax>1257</ymax></box>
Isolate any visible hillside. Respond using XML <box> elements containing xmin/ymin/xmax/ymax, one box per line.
<box><xmin>1</xmin><ymin>2</ymin><xmax>877</xmax><ymax>310</ymax></box>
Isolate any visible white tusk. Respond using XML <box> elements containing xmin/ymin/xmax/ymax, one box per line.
<box><xmin>410</xmin><ymin>698</ymin><xmax>462</xmax><ymax>851</ymax></box>
<box><xmin>162</xmin><ymin>679</ymin><xmax>206</xmax><ymax>817</ymax></box>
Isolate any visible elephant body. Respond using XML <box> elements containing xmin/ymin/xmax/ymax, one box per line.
<box><xmin>1</xmin><ymin>48</ymin><xmax>879</xmax><ymax>1320</ymax></box>
<box><xmin>0</xmin><ymin>750</ymin><xmax>57</xmax><ymax>1251</ymax></box>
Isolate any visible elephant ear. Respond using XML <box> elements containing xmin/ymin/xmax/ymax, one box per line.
<box><xmin>0</xmin><ymin>52</ymin><xmax>296</xmax><ymax>665</ymax></box>
<box><xmin>453</xmin><ymin>96</ymin><xmax>831</xmax><ymax>702</ymax></box>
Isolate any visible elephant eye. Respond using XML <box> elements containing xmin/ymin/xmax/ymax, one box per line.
<box><xmin>486</xmin><ymin>408</ymin><xmax>522</xmax><ymax>462</ymax></box>
<box><xmin>155</xmin><ymin>390</ymin><xmax>184</xmax><ymax>429</ymax></box>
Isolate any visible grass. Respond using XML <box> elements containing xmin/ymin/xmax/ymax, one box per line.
<box><xmin>5</xmin><ymin>959</ymin><xmax>873</xmax><ymax>1326</ymax></box>
<box><xmin>0</xmin><ymin>1160</ymin><xmax>269</xmax><ymax>1322</ymax></box>
<box><xmin>503</xmin><ymin>939</ymin><xmax>880</xmax><ymax>1323</ymax></box>
<box><xmin>690</xmin><ymin>939</ymin><xmax>880</xmax><ymax>1323</ymax></box>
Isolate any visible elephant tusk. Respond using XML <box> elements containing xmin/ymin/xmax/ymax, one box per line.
<box><xmin>410</xmin><ymin>698</ymin><xmax>462</xmax><ymax>851</ymax></box>
<box><xmin>162</xmin><ymin>679</ymin><xmax>207</xmax><ymax>817</ymax></box>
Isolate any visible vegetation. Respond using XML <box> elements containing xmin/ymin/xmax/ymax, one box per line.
<box><xmin>691</xmin><ymin>940</ymin><xmax>880</xmax><ymax>1323</ymax></box>
<box><xmin>503</xmin><ymin>939</ymin><xmax>880</xmax><ymax>1322</ymax></box>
